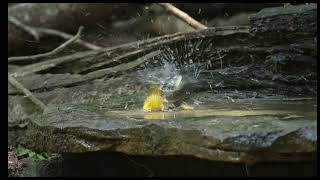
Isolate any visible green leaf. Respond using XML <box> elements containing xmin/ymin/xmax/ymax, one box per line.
<box><xmin>15</xmin><ymin>146</ymin><xmax>49</xmax><ymax>160</ymax></box>
<box><xmin>36</xmin><ymin>154</ymin><xmax>46</xmax><ymax>160</ymax></box>
<box><xmin>28</xmin><ymin>151</ymin><xmax>36</xmax><ymax>158</ymax></box>
<box><xmin>16</xmin><ymin>147</ymin><xmax>30</xmax><ymax>157</ymax></box>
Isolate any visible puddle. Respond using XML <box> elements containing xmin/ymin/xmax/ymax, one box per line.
<box><xmin>106</xmin><ymin>98</ymin><xmax>317</xmax><ymax>121</ymax></box>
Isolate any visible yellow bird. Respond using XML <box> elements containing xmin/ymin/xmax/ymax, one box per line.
<box><xmin>143</xmin><ymin>85</ymin><xmax>166</xmax><ymax>112</ymax></box>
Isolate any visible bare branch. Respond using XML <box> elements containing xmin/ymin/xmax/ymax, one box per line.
<box><xmin>8</xmin><ymin>15</ymin><xmax>102</xmax><ymax>60</ymax></box>
<box><xmin>8</xmin><ymin>16</ymin><xmax>40</xmax><ymax>41</ymax></box>
<box><xmin>11</xmin><ymin>26</ymin><xmax>249</xmax><ymax>78</ymax></box>
<box><xmin>158</xmin><ymin>3</ymin><xmax>208</xmax><ymax>30</ymax></box>
<box><xmin>8</xmin><ymin>26</ymin><xmax>84</xmax><ymax>63</ymax></box>
<box><xmin>8</xmin><ymin>74</ymin><xmax>47</xmax><ymax>112</ymax></box>
<box><xmin>8</xmin><ymin>3</ymin><xmax>134</xmax><ymax>54</ymax></box>
<box><xmin>9</xmin><ymin>50</ymin><xmax>162</xmax><ymax>95</ymax></box>
<box><xmin>35</xmin><ymin>27</ymin><xmax>102</xmax><ymax>50</ymax></box>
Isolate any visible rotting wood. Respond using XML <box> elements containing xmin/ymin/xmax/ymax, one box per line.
<box><xmin>11</xmin><ymin>26</ymin><xmax>249</xmax><ymax>77</ymax></box>
<box><xmin>9</xmin><ymin>50</ymin><xmax>162</xmax><ymax>95</ymax></box>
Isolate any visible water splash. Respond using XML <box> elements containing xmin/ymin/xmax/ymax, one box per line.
<box><xmin>141</xmin><ymin>39</ymin><xmax>221</xmax><ymax>95</ymax></box>
<box><xmin>142</xmin><ymin>60</ymin><xmax>183</xmax><ymax>97</ymax></box>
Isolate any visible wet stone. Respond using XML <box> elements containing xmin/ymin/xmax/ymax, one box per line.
<box><xmin>26</xmin><ymin>97</ymin><xmax>317</xmax><ymax>164</ymax></box>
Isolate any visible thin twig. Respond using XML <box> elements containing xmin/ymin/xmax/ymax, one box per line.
<box><xmin>8</xmin><ymin>74</ymin><xmax>48</xmax><ymax>112</ymax></box>
<box><xmin>8</xmin><ymin>16</ymin><xmax>102</xmax><ymax>51</ymax></box>
<box><xmin>35</xmin><ymin>27</ymin><xmax>102</xmax><ymax>50</ymax></box>
<box><xmin>8</xmin><ymin>16</ymin><xmax>40</xmax><ymax>41</ymax></box>
<box><xmin>8</xmin><ymin>26</ymin><xmax>84</xmax><ymax>63</ymax></box>
<box><xmin>158</xmin><ymin>3</ymin><xmax>208</xmax><ymax>30</ymax></box>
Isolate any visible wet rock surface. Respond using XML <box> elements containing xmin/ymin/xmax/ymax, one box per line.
<box><xmin>26</xmin><ymin>97</ymin><xmax>316</xmax><ymax>164</ymax></box>
<box><xmin>250</xmin><ymin>4</ymin><xmax>317</xmax><ymax>36</ymax></box>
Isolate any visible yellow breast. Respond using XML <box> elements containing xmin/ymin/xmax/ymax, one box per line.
<box><xmin>143</xmin><ymin>94</ymin><xmax>165</xmax><ymax>111</ymax></box>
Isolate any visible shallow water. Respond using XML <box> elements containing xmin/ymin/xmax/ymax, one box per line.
<box><xmin>106</xmin><ymin>98</ymin><xmax>317</xmax><ymax>121</ymax></box>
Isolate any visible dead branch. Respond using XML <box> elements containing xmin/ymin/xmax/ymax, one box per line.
<box><xmin>35</xmin><ymin>27</ymin><xmax>102</xmax><ymax>50</ymax></box>
<box><xmin>9</xmin><ymin>50</ymin><xmax>162</xmax><ymax>95</ymax></box>
<box><xmin>8</xmin><ymin>16</ymin><xmax>40</xmax><ymax>41</ymax></box>
<box><xmin>158</xmin><ymin>3</ymin><xmax>208</xmax><ymax>30</ymax></box>
<box><xmin>11</xmin><ymin>50</ymin><xmax>101</xmax><ymax>78</ymax></box>
<box><xmin>8</xmin><ymin>74</ymin><xmax>47</xmax><ymax>112</ymax></box>
<box><xmin>86</xmin><ymin>50</ymin><xmax>162</xmax><ymax>79</ymax></box>
<box><xmin>8</xmin><ymin>15</ymin><xmax>102</xmax><ymax>57</ymax></box>
<box><xmin>78</xmin><ymin>49</ymin><xmax>145</xmax><ymax>74</ymax></box>
<box><xmin>11</xmin><ymin>26</ymin><xmax>249</xmax><ymax>78</ymax></box>
<box><xmin>8</xmin><ymin>3</ymin><xmax>137</xmax><ymax>55</ymax></box>
<box><xmin>8</xmin><ymin>26</ymin><xmax>84</xmax><ymax>63</ymax></box>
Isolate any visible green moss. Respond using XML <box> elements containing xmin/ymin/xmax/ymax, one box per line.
<box><xmin>16</xmin><ymin>146</ymin><xmax>49</xmax><ymax>160</ymax></box>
